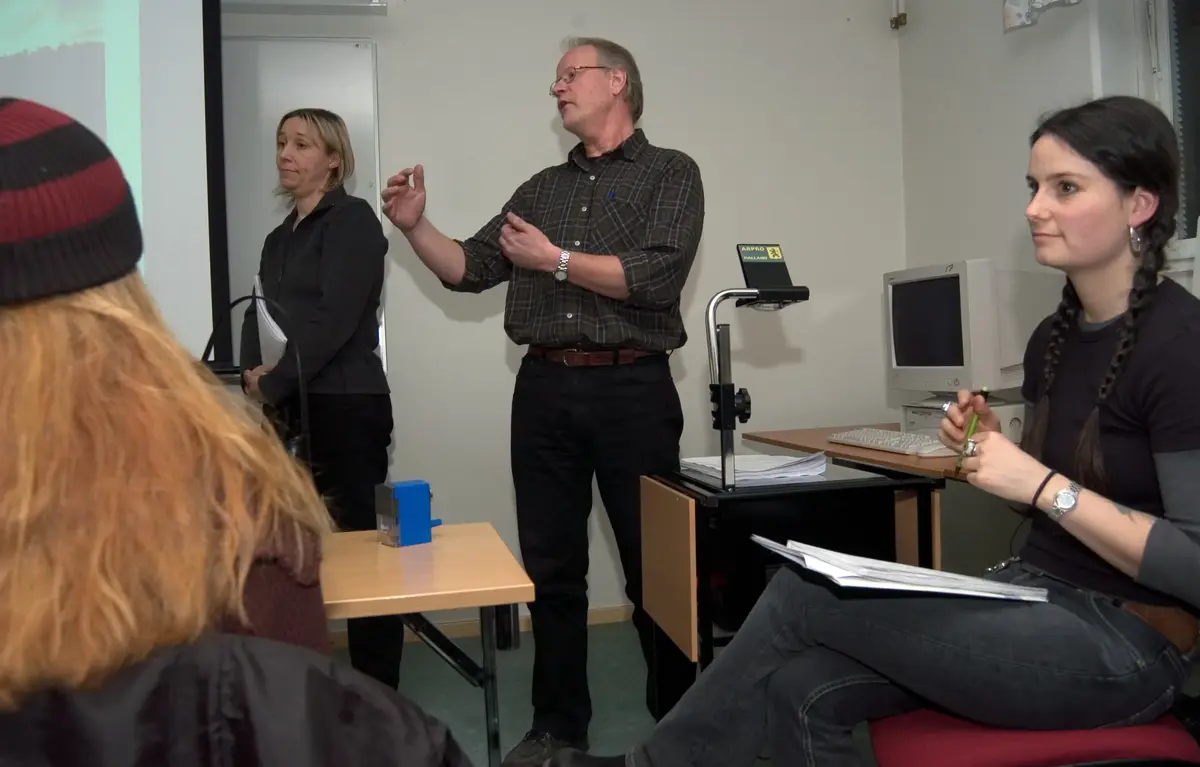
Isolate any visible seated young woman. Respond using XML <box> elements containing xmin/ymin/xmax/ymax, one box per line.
<box><xmin>0</xmin><ymin>96</ymin><xmax>338</xmax><ymax>701</ymax></box>
<box><xmin>552</xmin><ymin>95</ymin><xmax>1200</xmax><ymax>767</ymax></box>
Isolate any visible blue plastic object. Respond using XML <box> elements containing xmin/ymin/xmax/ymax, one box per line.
<box><xmin>374</xmin><ymin>480</ymin><xmax>441</xmax><ymax>547</ymax></box>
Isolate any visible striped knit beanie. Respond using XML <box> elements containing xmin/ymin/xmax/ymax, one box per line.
<box><xmin>0</xmin><ymin>97</ymin><xmax>142</xmax><ymax>306</ymax></box>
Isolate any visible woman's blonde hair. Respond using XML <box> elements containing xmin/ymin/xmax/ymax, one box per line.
<box><xmin>0</xmin><ymin>272</ymin><xmax>334</xmax><ymax>709</ymax></box>
<box><xmin>275</xmin><ymin>107</ymin><xmax>356</xmax><ymax>201</ymax></box>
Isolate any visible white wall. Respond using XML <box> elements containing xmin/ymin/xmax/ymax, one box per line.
<box><xmin>898</xmin><ymin>0</ymin><xmax>1142</xmax><ymax>274</ymax></box>
<box><xmin>223</xmin><ymin>0</ymin><xmax>907</xmax><ymax>613</ymax></box>
<box><xmin>896</xmin><ymin>0</ymin><xmax>1145</xmax><ymax>573</ymax></box>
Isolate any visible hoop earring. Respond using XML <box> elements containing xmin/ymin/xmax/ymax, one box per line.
<box><xmin>1129</xmin><ymin>226</ymin><xmax>1144</xmax><ymax>256</ymax></box>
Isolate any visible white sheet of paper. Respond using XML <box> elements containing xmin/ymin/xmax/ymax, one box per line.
<box><xmin>751</xmin><ymin>535</ymin><xmax>1049</xmax><ymax>602</ymax></box>
<box><xmin>679</xmin><ymin>453</ymin><xmax>828</xmax><ymax>486</ymax></box>
<box><xmin>253</xmin><ymin>275</ymin><xmax>287</xmax><ymax>368</ymax></box>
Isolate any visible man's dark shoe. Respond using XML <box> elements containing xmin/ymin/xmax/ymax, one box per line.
<box><xmin>544</xmin><ymin>748</ymin><xmax>625</xmax><ymax>766</ymax></box>
<box><xmin>502</xmin><ymin>731</ymin><xmax>588</xmax><ymax>767</ymax></box>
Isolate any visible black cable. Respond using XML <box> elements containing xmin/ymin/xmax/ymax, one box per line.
<box><xmin>1006</xmin><ymin>508</ymin><xmax>1032</xmax><ymax>557</ymax></box>
<box><xmin>200</xmin><ymin>295</ymin><xmax>309</xmax><ymax>466</ymax></box>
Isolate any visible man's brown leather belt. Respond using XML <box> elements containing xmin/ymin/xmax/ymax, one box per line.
<box><xmin>527</xmin><ymin>346</ymin><xmax>658</xmax><ymax>367</ymax></box>
<box><xmin>1121</xmin><ymin>601</ymin><xmax>1198</xmax><ymax>654</ymax></box>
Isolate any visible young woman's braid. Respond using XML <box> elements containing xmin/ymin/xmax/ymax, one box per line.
<box><xmin>1020</xmin><ymin>280</ymin><xmax>1081</xmax><ymax>464</ymax></box>
<box><xmin>1074</xmin><ymin>226</ymin><xmax>1169</xmax><ymax>491</ymax></box>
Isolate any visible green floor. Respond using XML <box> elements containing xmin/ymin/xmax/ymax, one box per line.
<box><xmin>368</xmin><ymin>622</ymin><xmax>655</xmax><ymax>765</ymax></box>
<box><xmin>341</xmin><ymin>621</ymin><xmax>875</xmax><ymax>766</ymax></box>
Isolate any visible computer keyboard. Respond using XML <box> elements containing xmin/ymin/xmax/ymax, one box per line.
<box><xmin>827</xmin><ymin>427</ymin><xmax>957</xmax><ymax>458</ymax></box>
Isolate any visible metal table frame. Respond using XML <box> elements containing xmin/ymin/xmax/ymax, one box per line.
<box><xmin>400</xmin><ymin>604</ymin><xmax>518</xmax><ymax>767</ymax></box>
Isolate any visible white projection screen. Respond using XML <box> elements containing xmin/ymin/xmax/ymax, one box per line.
<box><xmin>0</xmin><ymin>0</ymin><xmax>223</xmax><ymax>358</ymax></box>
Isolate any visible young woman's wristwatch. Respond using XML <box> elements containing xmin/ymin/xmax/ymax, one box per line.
<box><xmin>1047</xmin><ymin>480</ymin><xmax>1082</xmax><ymax>521</ymax></box>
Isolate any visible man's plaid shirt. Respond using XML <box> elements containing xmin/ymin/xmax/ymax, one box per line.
<box><xmin>448</xmin><ymin>129</ymin><xmax>705</xmax><ymax>352</ymax></box>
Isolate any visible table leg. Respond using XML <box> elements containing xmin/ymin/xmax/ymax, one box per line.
<box><xmin>696</xmin><ymin>508</ymin><xmax>715</xmax><ymax>669</ymax></box>
<box><xmin>892</xmin><ymin>487</ymin><xmax>942</xmax><ymax>569</ymax></box>
<box><xmin>917</xmin><ymin>487</ymin><xmax>933</xmax><ymax>569</ymax></box>
<box><xmin>648</xmin><ymin>623</ymin><xmax>696</xmax><ymax>721</ymax></box>
<box><xmin>480</xmin><ymin>605</ymin><xmax>501</xmax><ymax>767</ymax></box>
<box><xmin>399</xmin><ymin>611</ymin><xmax>504</xmax><ymax>767</ymax></box>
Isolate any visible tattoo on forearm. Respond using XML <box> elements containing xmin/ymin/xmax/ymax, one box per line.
<box><xmin>1115</xmin><ymin>503</ymin><xmax>1155</xmax><ymax>525</ymax></box>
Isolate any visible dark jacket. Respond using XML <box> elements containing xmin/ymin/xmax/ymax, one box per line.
<box><xmin>241</xmin><ymin>186</ymin><xmax>390</xmax><ymax>407</ymax></box>
<box><xmin>0</xmin><ymin>633</ymin><xmax>473</xmax><ymax>767</ymax></box>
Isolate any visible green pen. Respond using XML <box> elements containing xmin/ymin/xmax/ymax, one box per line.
<box><xmin>956</xmin><ymin>386</ymin><xmax>990</xmax><ymax>472</ymax></box>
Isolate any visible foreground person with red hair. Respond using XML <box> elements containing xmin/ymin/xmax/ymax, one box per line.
<box><xmin>0</xmin><ymin>96</ymin><xmax>470</xmax><ymax>767</ymax></box>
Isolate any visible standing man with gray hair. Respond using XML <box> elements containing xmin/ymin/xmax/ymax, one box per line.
<box><xmin>382</xmin><ymin>37</ymin><xmax>706</xmax><ymax>767</ymax></box>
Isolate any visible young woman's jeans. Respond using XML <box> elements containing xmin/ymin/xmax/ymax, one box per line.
<box><xmin>633</xmin><ymin>561</ymin><xmax>1189</xmax><ymax>767</ymax></box>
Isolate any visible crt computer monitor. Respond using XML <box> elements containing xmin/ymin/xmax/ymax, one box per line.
<box><xmin>883</xmin><ymin>259</ymin><xmax>1063</xmax><ymax>395</ymax></box>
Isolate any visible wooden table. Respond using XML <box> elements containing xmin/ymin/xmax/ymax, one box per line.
<box><xmin>744</xmin><ymin>423</ymin><xmax>957</xmax><ymax>568</ymax></box>
<box><xmin>322</xmin><ymin>523</ymin><xmax>534</xmax><ymax>767</ymax></box>
<box><xmin>641</xmin><ymin>462</ymin><xmax>940</xmax><ymax>692</ymax></box>
<box><xmin>744</xmin><ymin>423</ymin><xmax>959</xmax><ymax>479</ymax></box>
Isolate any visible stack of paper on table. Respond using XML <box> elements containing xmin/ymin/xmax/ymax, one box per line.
<box><xmin>751</xmin><ymin>535</ymin><xmax>1048</xmax><ymax>602</ymax></box>
<box><xmin>680</xmin><ymin>453</ymin><xmax>827</xmax><ymax>486</ymax></box>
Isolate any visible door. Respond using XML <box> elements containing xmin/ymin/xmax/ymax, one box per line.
<box><xmin>221</xmin><ymin>36</ymin><xmax>386</xmax><ymax>370</ymax></box>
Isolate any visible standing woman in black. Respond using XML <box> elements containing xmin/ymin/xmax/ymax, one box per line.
<box><xmin>241</xmin><ymin>107</ymin><xmax>401</xmax><ymax>689</ymax></box>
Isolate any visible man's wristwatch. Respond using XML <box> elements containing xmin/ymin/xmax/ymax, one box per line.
<box><xmin>553</xmin><ymin>249</ymin><xmax>571</xmax><ymax>282</ymax></box>
<box><xmin>1047</xmin><ymin>480</ymin><xmax>1082</xmax><ymax>522</ymax></box>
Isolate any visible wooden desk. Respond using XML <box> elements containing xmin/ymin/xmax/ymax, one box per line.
<box><xmin>322</xmin><ymin>523</ymin><xmax>533</xmax><ymax>618</ymax></box>
<box><xmin>744</xmin><ymin>423</ymin><xmax>959</xmax><ymax>479</ymax></box>
<box><xmin>640</xmin><ymin>464</ymin><xmax>941</xmax><ymax>713</ymax></box>
<box><xmin>744</xmin><ymin>423</ymin><xmax>957</xmax><ymax>568</ymax></box>
<box><xmin>322</xmin><ymin>523</ymin><xmax>533</xmax><ymax>767</ymax></box>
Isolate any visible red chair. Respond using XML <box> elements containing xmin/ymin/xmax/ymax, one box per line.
<box><xmin>869</xmin><ymin>708</ymin><xmax>1200</xmax><ymax>767</ymax></box>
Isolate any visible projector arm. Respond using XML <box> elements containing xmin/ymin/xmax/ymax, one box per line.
<box><xmin>704</xmin><ymin>286</ymin><xmax>810</xmax><ymax>490</ymax></box>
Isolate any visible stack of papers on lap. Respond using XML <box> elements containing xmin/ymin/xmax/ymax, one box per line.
<box><xmin>751</xmin><ymin>535</ymin><xmax>1048</xmax><ymax>602</ymax></box>
<box><xmin>680</xmin><ymin>453</ymin><xmax>827</xmax><ymax>486</ymax></box>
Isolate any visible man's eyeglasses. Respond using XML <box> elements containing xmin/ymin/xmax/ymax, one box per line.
<box><xmin>549</xmin><ymin>66</ymin><xmax>610</xmax><ymax>96</ymax></box>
